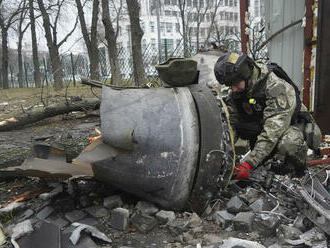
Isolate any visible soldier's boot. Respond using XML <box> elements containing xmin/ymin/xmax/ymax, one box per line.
<box><xmin>276</xmin><ymin>126</ymin><xmax>308</xmax><ymax>177</ymax></box>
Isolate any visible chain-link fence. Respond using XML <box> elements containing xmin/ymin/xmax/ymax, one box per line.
<box><xmin>1</xmin><ymin>40</ymin><xmax>198</xmax><ymax>89</ymax></box>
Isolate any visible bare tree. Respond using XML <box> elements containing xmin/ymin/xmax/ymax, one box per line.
<box><xmin>101</xmin><ymin>0</ymin><xmax>122</xmax><ymax>85</ymax></box>
<box><xmin>0</xmin><ymin>0</ymin><xmax>23</xmax><ymax>89</ymax></box>
<box><xmin>192</xmin><ymin>0</ymin><xmax>211</xmax><ymax>50</ymax></box>
<box><xmin>177</xmin><ymin>0</ymin><xmax>189</xmax><ymax>57</ymax></box>
<box><xmin>28</xmin><ymin>0</ymin><xmax>41</xmax><ymax>88</ymax></box>
<box><xmin>204</xmin><ymin>0</ymin><xmax>221</xmax><ymax>46</ymax></box>
<box><xmin>36</xmin><ymin>0</ymin><xmax>78</xmax><ymax>91</ymax></box>
<box><xmin>15</xmin><ymin>0</ymin><xmax>30</xmax><ymax>88</ymax></box>
<box><xmin>75</xmin><ymin>0</ymin><xmax>100</xmax><ymax>80</ymax></box>
<box><xmin>126</xmin><ymin>0</ymin><xmax>145</xmax><ymax>86</ymax></box>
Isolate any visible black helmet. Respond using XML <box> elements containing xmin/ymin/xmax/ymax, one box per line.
<box><xmin>214</xmin><ymin>52</ymin><xmax>253</xmax><ymax>86</ymax></box>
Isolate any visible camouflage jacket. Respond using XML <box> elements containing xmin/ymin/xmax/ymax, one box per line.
<box><xmin>225</xmin><ymin>63</ymin><xmax>297</xmax><ymax>168</ymax></box>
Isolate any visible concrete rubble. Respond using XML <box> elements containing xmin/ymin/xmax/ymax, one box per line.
<box><xmin>0</xmin><ymin>168</ymin><xmax>329</xmax><ymax>247</ymax></box>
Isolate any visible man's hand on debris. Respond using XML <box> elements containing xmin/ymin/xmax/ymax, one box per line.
<box><xmin>233</xmin><ymin>162</ymin><xmax>252</xmax><ymax>180</ymax></box>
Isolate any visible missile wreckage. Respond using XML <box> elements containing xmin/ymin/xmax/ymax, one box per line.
<box><xmin>1</xmin><ymin>51</ymin><xmax>235</xmax><ymax>213</ymax></box>
<box><xmin>92</xmin><ymin>53</ymin><xmax>235</xmax><ymax>212</ymax></box>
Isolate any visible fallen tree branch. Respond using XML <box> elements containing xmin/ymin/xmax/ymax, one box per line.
<box><xmin>0</xmin><ymin>99</ymin><xmax>100</xmax><ymax>132</ymax></box>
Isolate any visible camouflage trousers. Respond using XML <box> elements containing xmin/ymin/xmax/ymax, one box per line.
<box><xmin>276</xmin><ymin>125</ymin><xmax>308</xmax><ymax>171</ymax></box>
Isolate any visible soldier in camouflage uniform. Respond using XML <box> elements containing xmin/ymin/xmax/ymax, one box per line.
<box><xmin>214</xmin><ymin>52</ymin><xmax>322</xmax><ymax>179</ymax></box>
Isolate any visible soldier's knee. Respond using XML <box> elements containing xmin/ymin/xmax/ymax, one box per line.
<box><xmin>277</xmin><ymin>126</ymin><xmax>307</xmax><ymax>157</ymax></box>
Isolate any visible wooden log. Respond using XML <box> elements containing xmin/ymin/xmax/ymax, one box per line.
<box><xmin>0</xmin><ymin>99</ymin><xmax>100</xmax><ymax>132</ymax></box>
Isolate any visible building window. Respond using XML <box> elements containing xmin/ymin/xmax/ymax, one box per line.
<box><xmin>219</xmin><ymin>0</ymin><xmax>224</xmax><ymax>6</ymax></box>
<box><xmin>234</xmin><ymin>0</ymin><xmax>238</xmax><ymax>6</ymax></box>
<box><xmin>175</xmin><ymin>23</ymin><xmax>180</xmax><ymax>32</ymax></box>
<box><xmin>229</xmin><ymin>0</ymin><xmax>233</xmax><ymax>6</ymax></box>
<box><xmin>234</xmin><ymin>13</ymin><xmax>238</xmax><ymax>22</ymax></box>
<box><xmin>166</xmin><ymin>22</ymin><xmax>173</xmax><ymax>33</ymax></box>
<box><xmin>225</xmin><ymin>0</ymin><xmax>228</xmax><ymax>6</ymax></box>
<box><xmin>229</xmin><ymin>12</ymin><xmax>233</xmax><ymax>21</ymax></box>
<box><xmin>225</xmin><ymin>12</ymin><xmax>229</xmax><ymax>20</ymax></box>
<box><xmin>165</xmin><ymin>0</ymin><xmax>170</xmax><ymax>5</ymax></box>
<box><xmin>193</xmin><ymin>0</ymin><xmax>198</xmax><ymax>7</ymax></box>
<box><xmin>206</xmin><ymin>13</ymin><xmax>210</xmax><ymax>22</ymax></box>
<box><xmin>172</xmin><ymin>11</ymin><xmax>177</xmax><ymax>16</ymax></box>
<box><xmin>187</xmin><ymin>0</ymin><xmax>192</xmax><ymax>6</ymax></box>
<box><xmin>171</xmin><ymin>0</ymin><xmax>177</xmax><ymax>5</ymax></box>
<box><xmin>220</xmin><ymin>11</ymin><xmax>225</xmax><ymax>20</ymax></box>
<box><xmin>150</xmin><ymin>21</ymin><xmax>155</xmax><ymax>32</ymax></box>
<box><xmin>199</xmin><ymin>0</ymin><xmax>204</xmax><ymax>7</ymax></box>
<box><xmin>165</xmin><ymin>10</ymin><xmax>171</xmax><ymax>16</ymax></box>
<box><xmin>160</xmin><ymin>22</ymin><xmax>165</xmax><ymax>33</ymax></box>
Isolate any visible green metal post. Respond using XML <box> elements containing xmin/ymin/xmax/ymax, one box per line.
<box><xmin>70</xmin><ymin>53</ymin><xmax>76</xmax><ymax>87</ymax></box>
<box><xmin>24</xmin><ymin>62</ymin><xmax>29</xmax><ymax>87</ymax></box>
<box><xmin>10</xmin><ymin>65</ymin><xmax>14</xmax><ymax>88</ymax></box>
<box><xmin>164</xmin><ymin>39</ymin><xmax>168</xmax><ymax>61</ymax></box>
<box><xmin>43</xmin><ymin>57</ymin><xmax>49</xmax><ymax>87</ymax></box>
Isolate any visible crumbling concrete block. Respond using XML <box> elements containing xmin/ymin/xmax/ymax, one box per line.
<box><xmin>232</xmin><ymin>212</ymin><xmax>255</xmax><ymax>232</ymax></box>
<box><xmin>131</xmin><ymin>213</ymin><xmax>158</xmax><ymax>233</ymax></box>
<box><xmin>110</xmin><ymin>208</ymin><xmax>129</xmax><ymax>231</ymax></box>
<box><xmin>220</xmin><ymin>237</ymin><xmax>266</xmax><ymax>248</ymax></box>
<box><xmin>249</xmin><ymin>197</ymin><xmax>275</xmax><ymax>212</ymax></box>
<box><xmin>155</xmin><ymin>210</ymin><xmax>176</xmax><ymax>224</ymax></box>
<box><xmin>214</xmin><ymin>210</ymin><xmax>234</xmax><ymax>229</ymax></box>
<box><xmin>188</xmin><ymin>213</ymin><xmax>202</xmax><ymax>227</ymax></box>
<box><xmin>85</xmin><ymin>206</ymin><xmax>108</xmax><ymax>218</ymax></box>
<box><xmin>36</xmin><ymin>206</ymin><xmax>54</xmax><ymax>220</ymax></box>
<box><xmin>103</xmin><ymin>195</ymin><xmax>123</xmax><ymax>210</ymax></box>
<box><xmin>226</xmin><ymin>196</ymin><xmax>248</xmax><ymax>214</ymax></box>
<box><xmin>239</xmin><ymin>187</ymin><xmax>263</xmax><ymax>204</ymax></box>
<box><xmin>135</xmin><ymin>201</ymin><xmax>159</xmax><ymax>215</ymax></box>
<box><xmin>253</xmin><ymin>213</ymin><xmax>280</xmax><ymax>236</ymax></box>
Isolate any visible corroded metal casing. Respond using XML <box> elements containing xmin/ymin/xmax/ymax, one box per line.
<box><xmin>96</xmin><ymin>86</ymin><xmax>199</xmax><ymax>209</ymax></box>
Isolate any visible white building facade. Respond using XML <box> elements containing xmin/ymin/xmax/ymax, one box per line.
<box><xmin>115</xmin><ymin>0</ymin><xmax>240</xmax><ymax>58</ymax></box>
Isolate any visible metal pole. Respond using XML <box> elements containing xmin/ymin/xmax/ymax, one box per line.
<box><xmin>303</xmin><ymin>0</ymin><xmax>314</xmax><ymax>110</ymax></box>
<box><xmin>156</xmin><ymin>0</ymin><xmax>162</xmax><ymax>63</ymax></box>
<box><xmin>24</xmin><ymin>62</ymin><xmax>29</xmax><ymax>87</ymax></box>
<box><xmin>164</xmin><ymin>39</ymin><xmax>168</xmax><ymax>61</ymax></box>
<box><xmin>239</xmin><ymin>0</ymin><xmax>249</xmax><ymax>54</ymax></box>
<box><xmin>70</xmin><ymin>53</ymin><xmax>76</xmax><ymax>87</ymax></box>
<box><xmin>43</xmin><ymin>57</ymin><xmax>49</xmax><ymax>87</ymax></box>
<box><xmin>10</xmin><ymin>65</ymin><xmax>14</xmax><ymax>88</ymax></box>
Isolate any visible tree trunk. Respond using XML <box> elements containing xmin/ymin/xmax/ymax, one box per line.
<box><xmin>0</xmin><ymin>99</ymin><xmax>100</xmax><ymax>132</ymax></box>
<box><xmin>101</xmin><ymin>0</ymin><xmax>122</xmax><ymax>86</ymax></box>
<box><xmin>196</xmin><ymin>22</ymin><xmax>200</xmax><ymax>50</ymax></box>
<box><xmin>29</xmin><ymin>0</ymin><xmax>41</xmax><ymax>88</ymax></box>
<box><xmin>75</xmin><ymin>0</ymin><xmax>100</xmax><ymax>80</ymax></box>
<box><xmin>49</xmin><ymin>46</ymin><xmax>64</xmax><ymax>90</ymax></box>
<box><xmin>178</xmin><ymin>1</ymin><xmax>189</xmax><ymax>58</ymax></box>
<box><xmin>1</xmin><ymin>29</ymin><xmax>9</xmax><ymax>89</ymax></box>
<box><xmin>126</xmin><ymin>0</ymin><xmax>145</xmax><ymax>86</ymax></box>
<box><xmin>37</xmin><ymin>0</ymin><xmax>63</xmax><ymax>90</ymax></box>
<box><xmin>18</xmin><ymin>32</ymin><xmax>24</xmax><ymax>88</ymax></box>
